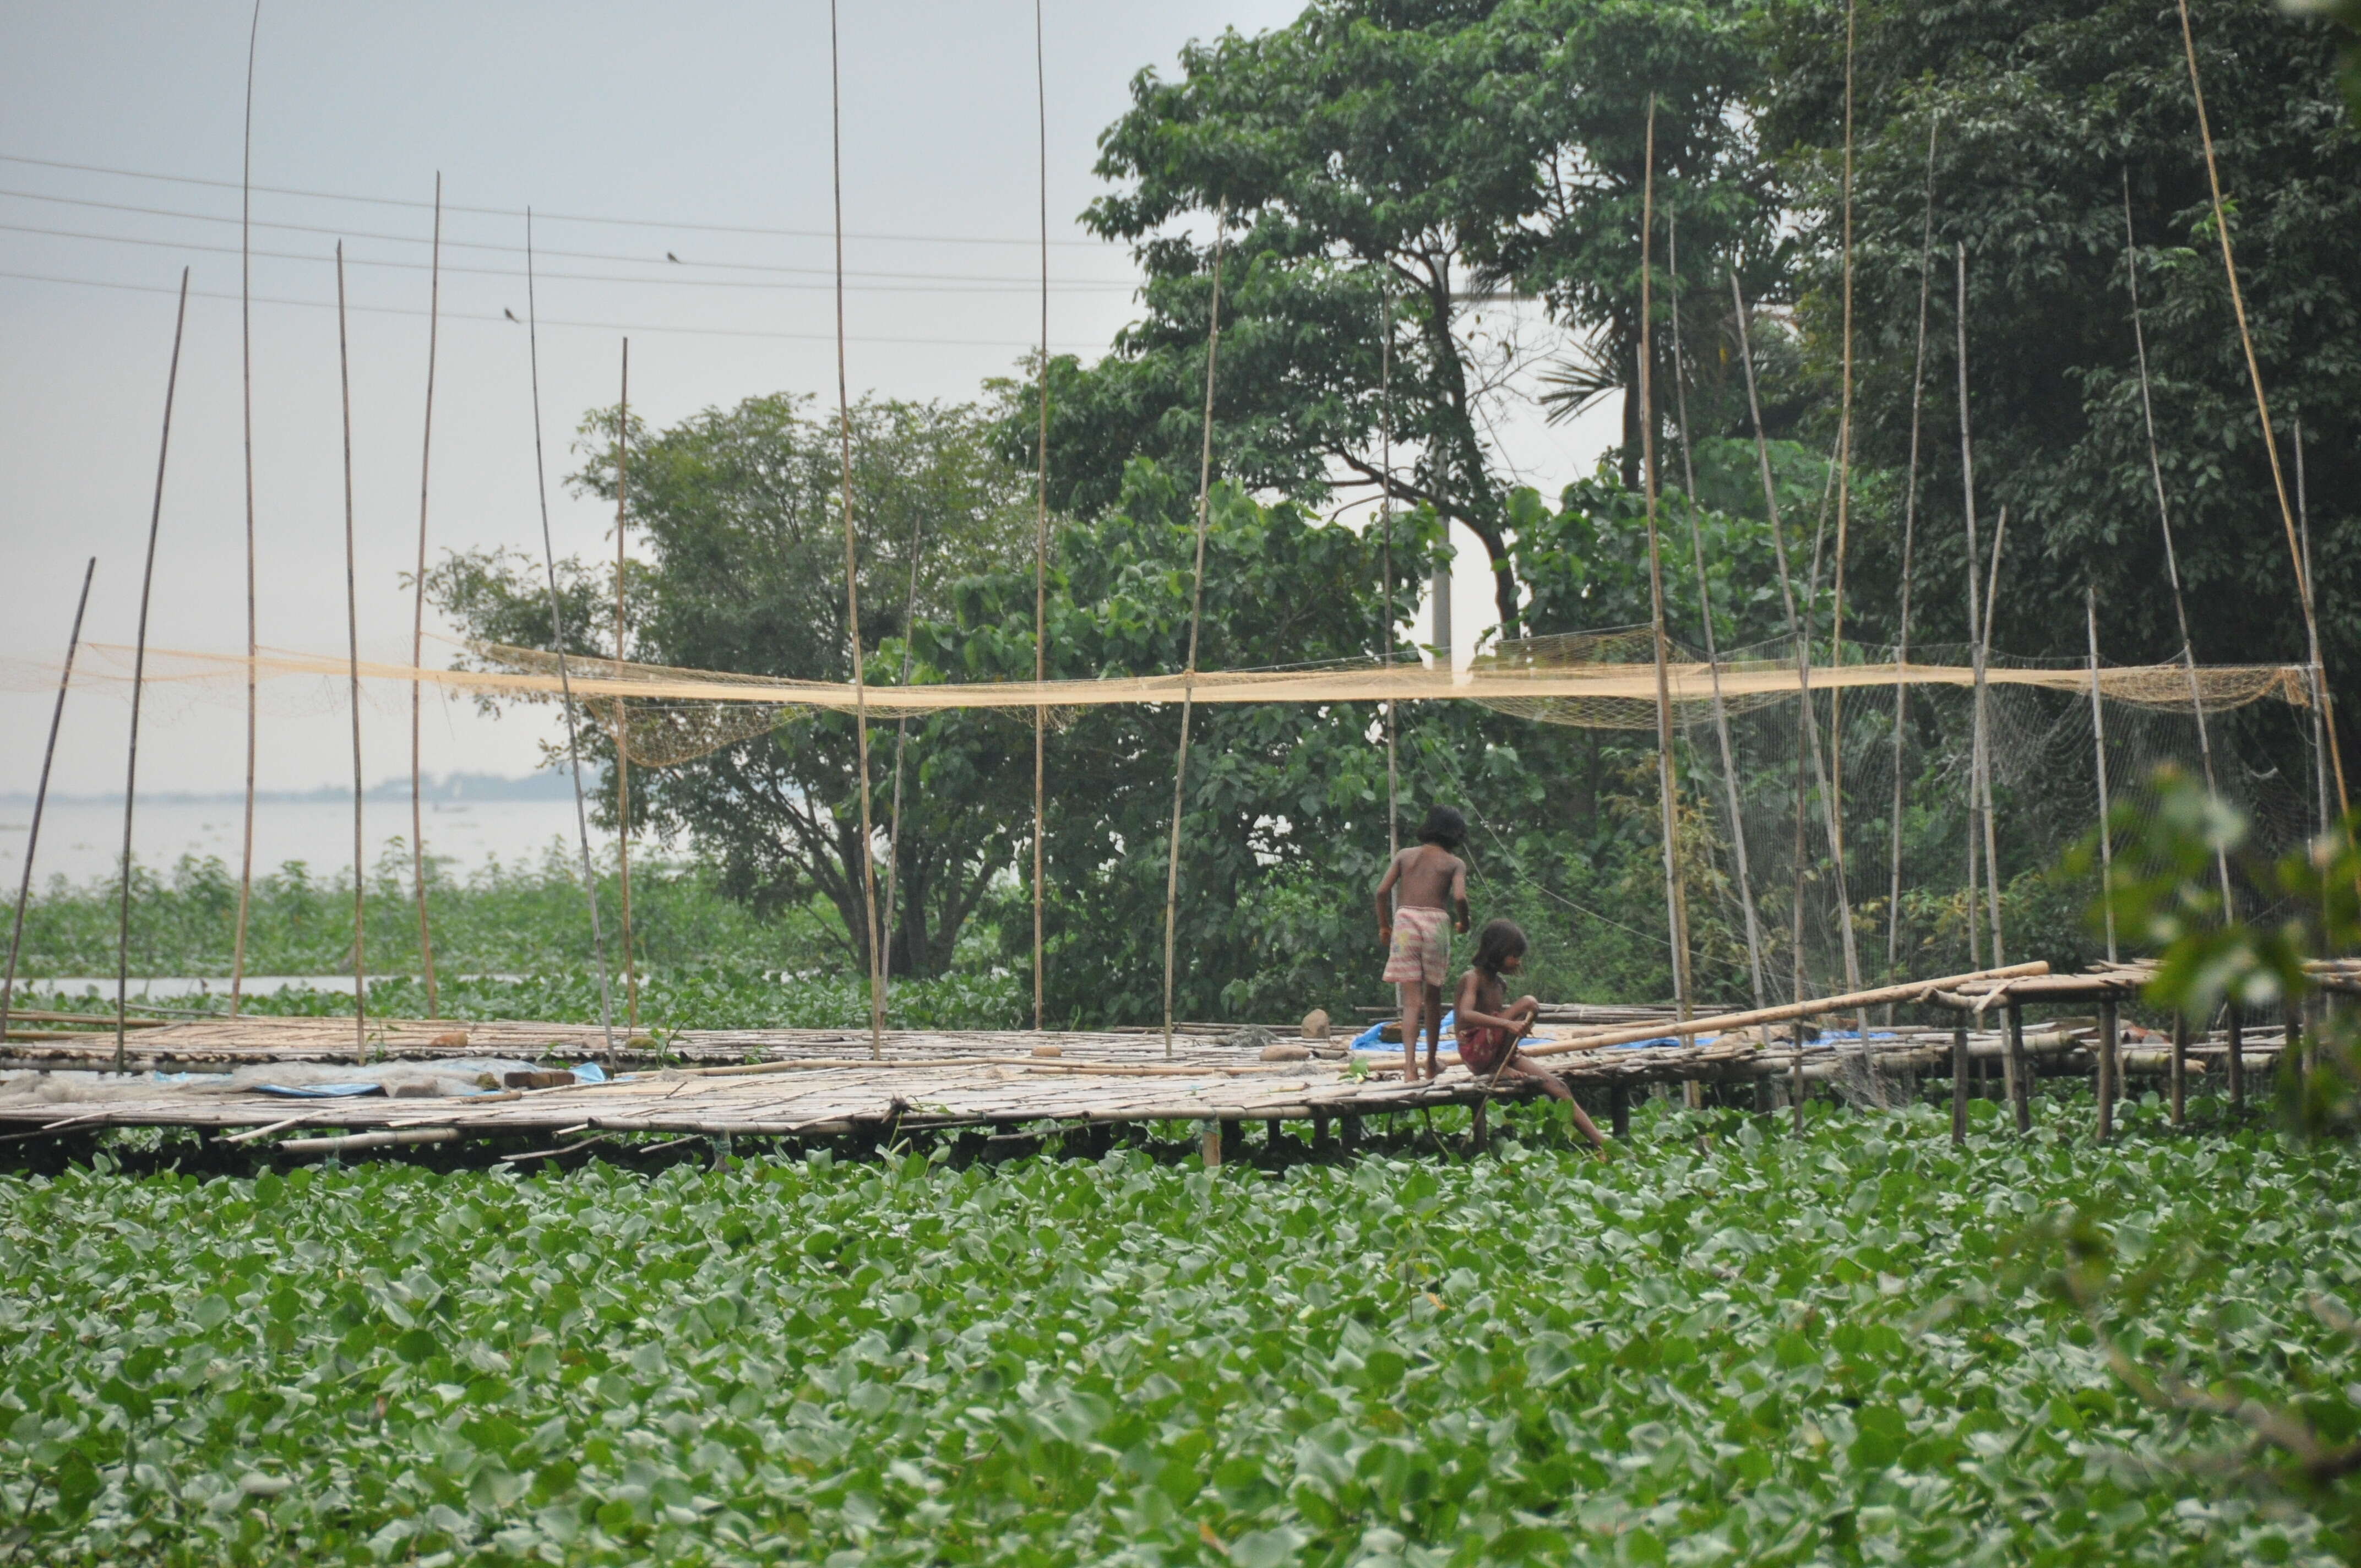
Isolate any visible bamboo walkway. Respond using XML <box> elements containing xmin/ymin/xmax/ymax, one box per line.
<box><xmin>0</xmin><ymin>991</ymin><xmax>2287</xmax><ymax>1154</ymax></box>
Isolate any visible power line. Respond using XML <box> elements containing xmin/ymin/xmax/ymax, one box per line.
<box><xmin>0</xmin><ymin>218</ymin><xmax>1138</xmax><ymax>296</ymax></box>
<box><xmin>0</xmin><ymin>150</ymin><xmax>1111</xmax><ymax>249</ymax></box>
<box><xmin>0</xmin><ymin>184</ymin><xmax>1143</xmax><ymax>286</ymax></box>
<box><xmin>0</xmin><ymin>266</ymin><xmax>1104</xmax><ymax>350</ymax></box>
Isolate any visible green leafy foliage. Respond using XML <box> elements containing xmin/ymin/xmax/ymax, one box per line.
<box><xmin>7</xmin><ymin>1103</ymin><xmax>2360</xmax><ymax>1564</ymax></box>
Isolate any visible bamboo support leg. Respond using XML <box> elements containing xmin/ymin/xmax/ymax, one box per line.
<box><xmin>2227</xmin><ymin>1004</ymin><xmax>2245</xmax><ymax>1112</ymax></box>
<box><xmin>1470</xmin><ymin>1097</ymin><xmax>1489</xmax><ymax>1154</ymax></box>
<box><xmin>1341</xmin><ymin>1112</ymin><xmax>1362</xmax><ymax>1152</ymax></box>
<box><xmin>1312</xmin><ymin>1109</ymin><xmax>1332</xmax><ymax>1158</ymax></box>
<box><xmin>1609</xmin><ymin>1082</ymin><xmax>1630</xmax><ymax>1141</ymax></box>
<box><xmin>1200</xmin><ymin>1120</ymin><xmax>1221</xmax><ymax>1169</ymax></box>
<box><xmin>2170</xmin><ymin>1012</ymin><xmax>2188</xmax><ymax>1124</ymax></box>
<box><xmin>2005</xmin><ymin>1001</ymin><xmax>2031</xmax><ymax>1134</ymax></box>
<box><xmin>1789</xmin><ymin>1024</ymin><xmax>1807</xmax><ymax>1132</ymax></box>
<box><xmin>2097</xmin><ymin>997</ymin><xmax>2118</xmax><ymax>1144</ymax></box>
<box><xmin>1951</xmin><ymin>1022</ymin><xmax>1968</xmax><ymax>1146</ymax></box>
<box><xmin>1754</xmin><ymin>1070</ymin><xmax>1774</xmax><ymax>1116</ymax></box>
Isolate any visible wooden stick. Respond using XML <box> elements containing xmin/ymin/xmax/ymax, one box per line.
<box><xmin>1638</xmin><ymin>99</ymin><xmax>1694</xmax><ymax>1039</ymax></box>
<box><xmin>1978</xmin><ymin>503</ymin><xmax>2008</xmax><ymax>966</ymax></box>
<box><xmin>231</xmin><ymin>0</ymin><xmax>263</xmax><ymax>1020</ymax></box>
<box><xmin>2170</xmin><ymin>1010</ymin><xmax>2188</xmax><ymax>1124</ymax></box>
<box><xmin>116</xmin><ymin>270</ymin><xmax>190</xmax><ymax>1075</ymax></box>
<box><xmin>2005</xmin><ymin>999</ymin><xmax>2031</xmax><ymax>1133</ymax></box>
<box><xmin>2</xmin><ymin>558</ymin><xmax>95</xmax><ymax>1049</ymax></box>
<box><xmin>2097</xmin><ymin>994</ymin><xmax>2118</xmax><ymax>1144</ymax></box>
<box><xmin>826</xmin><ymin>0</ymin><xmax>885</xmax><ymax>1058</ymax></box>
<box><xmin>523</xmin><ymin>211</ymin><xmax>618</xmax><ymax>1063</ymax></box>
<box><xmin>2227</xmin><ymin>1001</ymin><xmax>2245</xmax><ymax>1112</ymax></box>
<box><xmin>1888</xmin><ymin>119</ymin><xmax>1939</xmax><ymax>995</ymax></box>
<box><xmin>2294</xmin><ymin>418</ymin><xmax>2332</xmax><ymax>836</ymax></box>
<box><xmin>411</xmin><ymin>174</ymin><xmax>442</xmax><ymax>1017</ymax></box>
<box><xmin>2175</xmin><ymin>0</ymin><xmax>2348</xmax><ymax>815</ymax></box>
<box><xmin>2122</xmin><ymin>173</ymin><xmax>2239</xmax><ymax>917</ymax></box>
<box><xmin>1031</xmin><ymin>0</ymin><xmax>1051</xmax><ymax>1031</ymax></box>
<box><xmin>613</xmin><ymin>338</ymin><xmax>637</xmax><ymax>1030</ymax></box>
<box><xmin>1379</xmin><ymin>279</ymin><xmax>1398</xmax><ymax>859</ymax></box>
<box><xmin>1159</xmin><ymin>198</ymin><xmax>1228</xmax><ymax>1059</ymax></box>
<box><xmin>1950</xmin><ymin>1019</ymin><xmax>1968</xmax><ymax>1145</ymax></box>
<box><xmin>1957</xmin><ymin>246</ymin><xmax>2006</xmax><ymax>968</ymax></box>
<box><xmin>1521</xmin><ymin>960</ymin><xmax>2047</xmax><ymax>1058</ymax></box>
<box><xmin>1667</xmin><ymin>214</ymin><xmax>1765</xmax><ymax>1008</ymax></box>
<box><xmin>281</xmin><ymin>1127</ymin><xmax>456</xmax><ymax>1157</ymax></box>
<box><xmin>1827</xmin><ymin>0</ymin><xmax>1859</xmax><ymax>956</ymax></box>
<box><xmin>335</xmin><ymin>246</ymin><xmax>367</xmax><ymax>1068</ymax></box>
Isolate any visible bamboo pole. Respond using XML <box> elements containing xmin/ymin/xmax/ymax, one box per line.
<box><xmin>2</xmin><ymin>558</ymin><xmax>95</xmax><ymax>1050</ymax></box>
<box><xmin>2295</xmin><ymin>419</ymin><xmax>2331</xmax><ymax>836</ymax></box>
<box><xmin>335</xmin><ymin>246</ymin><xmax>367</xmax><ymax>1068</ymax></box>
<box><xmin>1956</xmin><ymin>245</ymin><xmax>2004</xmax><ymax>967</ymax></box>
<box><xmin>524</xmin><ymin>212</ymin><xmax>618</xmax><ymax>1064</ymax></box>
<box><xmin>2122</xmin><ymin>175</ymin><xmax>2238</xmax><ymax>917</ymax></box>
<box><xmin>1379</xmin><ymin>280</ymin><xmax>1398</xmax><ymax>861</ymax></box>
<box><xmin>1639</xmin><ymin>99</ymin><xmax>1695</xmax><ymax>1034</ymax></box>
<box><xmin>1827</xmin><ymin>0</ymin><xmax>1859</xmax><ymax>955</ymax></box>
<box><xmin>1731</xmin><ymin>273</ymin><xmax>1857</xmax><ymax>1004</ymax></box>
<box><xmin>2087</xmin><ymin>588</ymin><xmax>2119</xmax><ymax>963</ymax></box>
<box><xmin>827</xmin><ymin>0</ymin><xmax>885</xmax><ymax>1058</ymax></box>
<box><xmin>1976</xmin><ymin>506</ymin><xmax>2007</xmax><ymax>963</ymax></box>
<box><xmin>2096</xmin><ymin>994</ymin><xmax>2118</xmax><ymax>1144</ymax></box>
<box><xmin>2175</xmin><ymin>0</ymin><xmax>2348</xmax><ymax>816</ymax></box>
<box><xmin>613</xmin><ymin>339</ymin><xmax>637</xmax><ymax>1031</ymax></box>
<box><xmin>1667</xmin><ymin>214</ymin><xmax>1765</xmax><ymax>1009</ymax></box>
<box><xmin>880</xmin><ymin>441</ymin><xmax>927</xmax><ymax>985</ymax></box>
<box><xmin>1888</xmin><ymin>120</ymin><xmax>1939</xmax><ymax>991</ymax></box>
<box><xmin>2004</xmin><ymin>998</ymin><xmax>2031</xmax><ymax>1133</ymax></box>
<box><xmin>1521</xmin><ymin>960</ymin><xmax>2048</xmax><ymax>1059</ymax></box>
<box><xmin>411</xmin><ymin>173</ymin><xmax>442</xmax><ymax>1017</ymax></box>
<box><xmin>116</xmin><ymin>269</ymin><xmax>189</xmax><ymax>1075</ymax></box>
<box><xmin>1031</xmin><ymin>0</ymin><xmax>1051</xmax><ymax>1031</ymax></box>
<box><xmin>1160</xmin><ymin>199</ymin><xmax>1229</xmax><ymax>1060</ymax></box>
<box><xmin>230</xmin><ymin>0</ymin><xmax>263</xmax><ymax>1018</ymax></box>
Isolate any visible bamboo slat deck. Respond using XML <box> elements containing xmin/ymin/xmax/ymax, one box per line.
<box><xmin>0</xmin><ymin>1005</ymin><xmax>2284</xmax><ymax>1148</ymax></box>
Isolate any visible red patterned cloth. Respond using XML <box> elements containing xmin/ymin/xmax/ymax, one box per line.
<box><xmin>1458</xmin><ymin>1023</ymin><xmax>1514</xmax><ymax>1075</ymax></box>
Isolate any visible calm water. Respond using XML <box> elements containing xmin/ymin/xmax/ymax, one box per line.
<box><xmin>0</xmin><ymin>797</ymin><xmax>596</xmax><ymax>890</ymax></box>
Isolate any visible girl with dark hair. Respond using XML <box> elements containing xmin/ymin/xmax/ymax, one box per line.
<box><xmin>1454</xmin><ymin>918</ymin><xmax>1607</xmax><ymax>1153</ymax></box>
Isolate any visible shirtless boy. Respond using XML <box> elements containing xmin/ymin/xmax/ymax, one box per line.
<box><xmin>1373</xmin><ymin>804</ymin><xmax>1470</xmax><ymax>1082</ymax></box>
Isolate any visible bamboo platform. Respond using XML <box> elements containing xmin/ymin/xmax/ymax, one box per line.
<box><xmin>0</xmin><ymin>990</ymin><xmax>2286</xmax><ymax>1154</ymax></box>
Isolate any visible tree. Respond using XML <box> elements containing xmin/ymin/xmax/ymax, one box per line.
<box><xmin>429</xmin><ymin>393</ymin><xmax>1037</xmax><ymax>978</ymax></box>
<box><xmin>1761</xmin><ymin>0</ymin><xmax>2361</xmax><ymax>738</ymax></box>
<box><xmin>1053</xmin><ymin>0</ymin><xmax>1774</xmax><ymax>637</ymax></box>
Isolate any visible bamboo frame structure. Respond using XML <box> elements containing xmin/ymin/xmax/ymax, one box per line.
<box><xmin>1159</xmin><ymin>199</ymin><xmax>1228</xmax><ymax>1059</ymax></box>
<box><xmin>410</xmin><ymin>174</ymin><xmax>442</xmax><ymax>1019</ymax></box>
<box><xmin>116</xmin><ymin>270</ymin><xmax>189</xmax><ymax>1075</ymax></box>
<box><xmin>2</xmin><ymin>558</ymin><xmax>95</xmax><ymax>1050</ymax></box>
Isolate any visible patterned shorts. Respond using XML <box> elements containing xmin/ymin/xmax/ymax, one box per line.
<box><xmin>1383</xmin><ymin>905</ymin><xmax>1451</xmax><ymax>988</ymax></box>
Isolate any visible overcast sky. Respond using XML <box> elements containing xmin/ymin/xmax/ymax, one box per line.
<box><xmin>1</xmin><ymin>0</ymin><xmax>1614</xmax><ymax>806</ymax></box>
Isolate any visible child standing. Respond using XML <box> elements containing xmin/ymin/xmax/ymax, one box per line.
<box><xmin>1454</xmin><ymin>918</ymin><xmax>1608</xmax><ymax>1154</ymax></box>
<box><xmin>1374</xmin><ymin>805</ymin><xmax>1470</xmax><ymax>1082</ymax></box>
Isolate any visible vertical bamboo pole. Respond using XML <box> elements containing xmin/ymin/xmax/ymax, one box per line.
<box><xmin>1160</xmin><ymin>200</ymin><xmax>1229</xmax><ymax>1059</ymax></box>
<box><xmin>1889</xmin><ymin>121</ymin><xmax>1939</xmax><ymax>992</ymax></box>
<box><xmin>880</xmin><ymin>480</ymin><xmax>926</xmax><ymax>983</ymax></box>
<box><xmin>1031</xmin><ymin>0</ymin><xmax>1051</xmax><ymax>1031</ymax></box>
<box><xmin>524</xmin><ymin>212</ymin><xmax>617</xmax><ymax>1063</ymax></box>
<box><xmin>827</xmin><ymin>0</ymin><xmax>885</xmax><ymax>1057</ymax></box>
<box><xmin>2123</xmin><ymin>177</ymin><xmax>2238</xmax><ymax>915</ymax></box>
<box><xmin>1731</xmin><ymin>274</ymin><xmax>1853</xmax><ymax>1005</ymax></box>
<box><xmin>1639</xmin><ymin>99</ymin><xmax>1694</xmax><ymax>1034</ymax></box>
<box><xmin>1950</xmin><ymin>1018</ymin><xmax>1968</xmax><ymax>1145</ymax></box>
<box><xmin>1379</xmin><ymin>281</ymin><xmax>1398</xmax><ymax>861</ymax></box>
<box><xmin>336</xmin><ymin>246</ymin><xmax>367</xmax><ymax>1066</ymax></box>
<box><xmin>2170</xmin><ymin>1010</ymin><xmax>2188</xmax><ymax>1125</ymax></box>
<box><xmin>2005</xmin><ymin>999</ymin><xmax>2031</xmax><ymax>1133</ymax></box>
<box><xmin>1667</xmin><ymin>214</ymin><xmax>1765</xmax><ymax>1009</ymax></box>
<box><xmin>1976</xmin><ymin>507</ymin><xmax>2008</xmax><ymax>963</ymax></box>
<box><xmin>2227</xmin><ymin>1001</ymin><xmax>2245</xmax><ymax>1112</ymax></box>
<box><xmin>1956</xmin><ymin>245</ymin><xmax>2003</xmax><ymax>967</ymax></box>
<box><xmin>2097</xmin><ymin>994</ymin><xmax>2119</xmax><ymax>1144</ymax></box>
<box><xmin>613</xmin><ymin>339</ymin><xmax>637</xmax><ymax>1031</ymax></box>
<box><xmin>2</xmin><ymin>559</ymin><xmax>95</xmax><ymax>1047</ymax></box>
<box><xmin>411</xmin><ymin>173</ymin><xmax>442</xmax><ymax>1017</ymax></box>
<box><xmin>116</xmin><ymin>270</ymin><xmax>189</xmax><ymax>1074</ymax></box>
<box><xmin>2086</xmin><ymin>589</ymin><xmax>2118</xmax><ymax>962</ymax></box>
<box><xmin>1827</xmin><ymin>0</ymin><xmax>1859</xmax><ymax>957</ymax></box>
<box><xmin>2176</xmin><ymin>0</ymin><xmax>2348</xmax><ymax>816</ymax></box>
<box><xmin>2294</xmin><ymin>420</ymin><xmax>2331</xmax><ymax>837</ymax></box>
<box><xmin>231</xmin><ymin>0</ymin><xmax>264</xmax><ymax>1017</ymax></box>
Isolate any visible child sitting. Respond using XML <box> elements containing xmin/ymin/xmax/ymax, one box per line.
<box><xmin>1454</xmin><ymin>919</ymin><xmax>1608</xmax><ymax>1155</ymax></box>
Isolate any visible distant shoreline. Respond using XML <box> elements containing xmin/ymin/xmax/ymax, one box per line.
<box><xmin>0</xmin><ymin>769</ymin><xmax>591</xmax><ymax>810</ymax></box>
